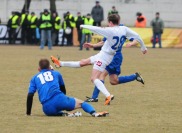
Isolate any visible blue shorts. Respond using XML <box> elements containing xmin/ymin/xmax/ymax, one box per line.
<box><xmin>106</xmin><ymin>52</ymin><xmax>123</xmax><ymax>75</ymax></box>
<box><xmin>42</xmin><ymin>93</ymin><xmax>75</xmax><ymax>116</ymax></box>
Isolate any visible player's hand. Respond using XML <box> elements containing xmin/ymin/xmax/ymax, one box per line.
<box><xmin>83</xmin><ymin>43</ymin><xmax>93</xmax><ymax>48</ymax></box>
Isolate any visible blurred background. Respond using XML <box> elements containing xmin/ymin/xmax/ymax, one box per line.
<box><xmin>0</xmin><ymin>0</ymin><xmax>182</xmax><ymax>48</ymax></box>
<box><xmin>0</xmin><ymin>0</ymin><xmax>182</xmax><ymax>27</ymax></box>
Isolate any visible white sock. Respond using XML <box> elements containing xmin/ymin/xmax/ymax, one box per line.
<box><xmin>94</xmin><ymin>79</ymin><xmax>110</xmax><ymax>97</ymax></box>
<box><xmin>60</xmin><ymin>61</ymin><xmax>80</xmax><ymax>68</ymax></box>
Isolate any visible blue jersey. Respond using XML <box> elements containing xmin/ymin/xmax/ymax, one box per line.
<box><xmin>28</xmin><ymin>69</ymin><xmax>65</xmax><ymax>104</ymax></box>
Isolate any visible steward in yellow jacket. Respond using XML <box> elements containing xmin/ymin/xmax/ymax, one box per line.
<box><xmin>80</xmin><ymin>13</ymin><xmax>94</xmax><ymax>50</ymax></box>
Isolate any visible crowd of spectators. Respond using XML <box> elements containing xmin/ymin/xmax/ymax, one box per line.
<box><xmin>4</xmin><ymin>0</ymin><xmax>164</xmax><ymax>49</ymax></box>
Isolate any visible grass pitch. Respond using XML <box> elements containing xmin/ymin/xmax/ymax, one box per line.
<box><xmin>0</xmin><ymin>45</ymin><xmax>181</xmax><ymax>133</ymax></box>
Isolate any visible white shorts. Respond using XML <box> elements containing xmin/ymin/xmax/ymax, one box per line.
<box><xmin>90</xmin><ymin>51</ymin><xmax>114</xmax><ymax>72</ymax></box>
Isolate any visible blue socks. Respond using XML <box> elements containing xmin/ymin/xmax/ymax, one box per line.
<box><xmin>81</xmin><ymin>102</ymin><xmax>95</xmax><ymax>114</ymax></box>
<box><xmin>118</xmin><ymin>74</ymin><xmax>136</xmax><ymax>84</ymax></box>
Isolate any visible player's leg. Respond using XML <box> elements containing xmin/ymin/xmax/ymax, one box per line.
<box><xmin>42</xmin><ymin>94</ymin><xmax>66</xmax><ymax>116</ymax></box>
<box><xmin>45</xmin><ymin>93</ymin><xmax>108</xmax><ymax>117</ymax></box>
<box><xmin>107</xmin><ymin>57</ymin><xmax>144</xmax><ymax>85</ymax></box>
<box><xmin>74</xmin><ymin>98</ymin><xmax>109</xmax><ymax>117</ymax></box>
<box><xmin>111</xmin><ymin>74</ymin><xmax>136</xmax><ymax>85</ymax></box>
<box><xmin>109</xmin><ymin>73</ymin><xmax>144</xmax><ymax>85</ymax></box>
<box><xmin>90</xmin><ymin>53</ymin><xmax>114</xmax><ymax>105</ymax></box>
<box><xmin>50</xmin><ymin>56</ymin><xmax>92</xmax><ymax>68</ymax></box>
<box><xmin>85</xmin><ymin>70</ymin><xmax>108</xmax><ymax>102</ymax></box>
<box><xmin>91</xmin><ymin>69</ymin><xmax>113</xmax><ymax>105</ymax></box>
<box><xmin>51</xmin><ymin>51</ymin><xmax>102</xmax><ymax>68</ymax></box>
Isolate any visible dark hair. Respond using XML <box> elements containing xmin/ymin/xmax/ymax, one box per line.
<box><xmin>87</xmin><ymin>13</ymin><xmax>91</xmax><ymax>16</ymax></box>
<box><xmin>156</xmin><ymin>12</ymin><xmax>160</xmax><ymax>15</ymax></box>
<box><xmin>39</xmin><ymin>59</ymin><xmax>50</xmax><ymax>70</ymax></box>
<box><xmin>52</xmin><ymin>11</ymin><xmax>58</xmax><ymax>17</ymax></box>
<box><xmin>108</xmin><ymin>14</ymin><xmax>120</xmax><ymax>25</ymax></box>
<box><xmin>136</xmin><ymin>12</ymin><xmax>142</xmax><ymax>16</ymax></box>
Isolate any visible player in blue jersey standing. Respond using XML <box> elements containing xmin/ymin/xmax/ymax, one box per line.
<box><xmin>85</xmin><ymin>37</ymin><xmax>145</xmax><ymax>102</ymax></box>
<box><xmin>26</xmin><ymin>59</ymin><xmax>109</xmax><ymax>117</ymax></box>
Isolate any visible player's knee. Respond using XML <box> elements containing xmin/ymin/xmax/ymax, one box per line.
<box><xmin>110</xmin><ymin>80</ymin><xmax>118</xmax><ymax>85</ymax></box>
<box><xmin>75</xmin><ymin>98</ymin><xmax>83</xmax><ymax>108</ymax></box>
<box><xmin>80</xmin><ymin>59</ymin><xmax>90</xmax><ymax>67</ymax></box>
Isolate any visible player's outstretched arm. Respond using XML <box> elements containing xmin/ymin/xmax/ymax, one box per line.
<box><xmin>125</xmin><ymin>27</ymin><xmax>147</xmax><ymax>54</ymax></box>
<box><xmin>80</xmin><ymin>25</ymin><xmax>110</xmax><ymax>38</ymax></box>
<box><xmin>126</xmin><ymin>40</ymin><xmax>147</xmax><ymax>54</ymax></box>
<box><xmin>26</xmin><ymin>93</ymin><xmax>34</xmax><ymax>116</ymax></box>
<box><xmin>83</xmin><ymin>43</ymin><xmax>94</xmax><ymax>48</ymax></box>
<box><xmin>126</xmin><ymin>40</ymin><xmax>138</xmax><ymax>47</ymax></box>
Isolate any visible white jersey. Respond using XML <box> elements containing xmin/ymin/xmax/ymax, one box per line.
<box><xmin>81</xmin><ymin>25</ymin><xmax>147</xmax><ymax>54</ymax></box>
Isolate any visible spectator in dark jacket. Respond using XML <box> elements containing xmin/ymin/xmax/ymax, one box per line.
<box><xmin>151</xmin><ymin>12</ymin><xmax>164</xmax><ymax>48</ymax></box>
<box><xmin>7</xmin><ymin>11</ymin><xmax>20</xmax><ymax>44</ymax></box>
<box><xmin>20</xmin><ymin>11</ymin><xmax>31</xmax><ymax>44</ymax></box>
<box><xmin>91</xmin><ymin>0</ymin><xmax>104</xmax><ymax>26</ymax></box>
<box><xmin>75</xmin><ymin>12</ymin><xmax>84</xmax><ymax>44</ymax></box>
<box><xmin>30</xmin><ymin>12</ymin><xmax>38</xmax><ymax>44</ymax></box>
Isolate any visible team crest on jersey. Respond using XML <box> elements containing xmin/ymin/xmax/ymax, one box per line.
<box><xmin>96</xmin><ymin>61</ymin><xmax>102</xmax><ymax>66</ymax></box>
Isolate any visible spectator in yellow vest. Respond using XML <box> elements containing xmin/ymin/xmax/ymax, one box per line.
<box><xmin>64</xmin><ymin>11</ymin><xmax>75</xmax><ymax>46</ymax></box>
<box><xmin>39</xmin><ymin>9</ymin><xmax>53</xmax><ymax>50</ymax></box>
<box><xmin>7</xmin><ymin>11</ymin><xmax>20</xmax><ymax>44</ymax></box>
<box><xmin>30</xmin><ymin>12</ymin><xmax>38</xmax><ymax>44</ymax></box>
<box><xmin>20</xmin><ymin>11</ymin><xmax>31</xmax><ymax>44</ymax></box>
<box><xmin>80</xmin><ymin>13</ymin><xmax>94</xmax><ymax>50</ymax></box>
<box><xmin>108</xmin><ymin>6</ymin><xmax>118</xmax><ymax>16</ymax></box>
<box><xmin>52</xmin><ymin>11</ymin><xmax>61</xmax><ymax>46</ymax></box>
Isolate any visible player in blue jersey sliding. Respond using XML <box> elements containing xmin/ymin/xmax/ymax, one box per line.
<box><xmin>85</xmin><ymin>37</ymin><xmax>144</xmax><ymax>102</ymax></box>
<box><xmin>26</xmin><ymin>59</ymin><xmax>109</xmax><ymax>117</ymax></box>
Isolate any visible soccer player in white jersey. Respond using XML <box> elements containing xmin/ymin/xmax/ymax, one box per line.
<box><xmin>51</xmin><ymin>14</ymin><xmax>147</xmax><ymax>105</ymax></box>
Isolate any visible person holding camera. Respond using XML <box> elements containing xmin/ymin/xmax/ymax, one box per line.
<box><xmin>151</xmin><ymin>12</ymin><xmax>164</xmax><ymax>48</ymax></box>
